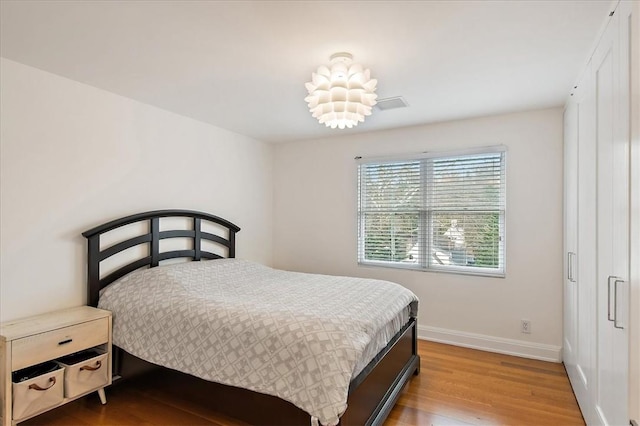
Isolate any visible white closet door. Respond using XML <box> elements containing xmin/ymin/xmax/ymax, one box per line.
<box><xmin>564</xmin><ymin>77</ymin><xmax>599</xmax><ymax>425</ymax></box>
<box><xmin>563</xmin><ymin>100</ymin><xmax>578</xmax><ymax>369</ymax></box>
<box><xmin>574</xmin><ymin>64</ymin><xmax>600</xmax><ymax>426</ymax></box>
<box><xmin>593</xmin><ymin>6</ymin><xmax>630</xmax><ymax>425</ymax></box>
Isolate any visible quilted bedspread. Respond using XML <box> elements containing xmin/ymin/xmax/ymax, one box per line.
<box><xmin>98</xmin><ymin>258</ymin><xmax>418</xmax><ymax>425</ymax></box>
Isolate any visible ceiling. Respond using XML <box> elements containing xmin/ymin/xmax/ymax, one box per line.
<box><xmin>0</xmin><ymin>0</ymin><xmax>612</xmax><ymax>143</ymax></box>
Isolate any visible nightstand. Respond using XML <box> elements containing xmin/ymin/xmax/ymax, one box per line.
<box><xmin>0</xmin><ymin>306</ymin><xmax>112</xmax><ymax>426</ymax></box>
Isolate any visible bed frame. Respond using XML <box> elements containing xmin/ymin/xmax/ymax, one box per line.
<box><xmin>82</xmin><ymin>209</ymin><xmax>420</xmax><ymax>426</ymax></box>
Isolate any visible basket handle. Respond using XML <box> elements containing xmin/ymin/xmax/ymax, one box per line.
<box><xmin>28</xmin><ymin>377</ymin><xmax>56</xmax><ymax>391</ymax></box>
<box><xmin>80</xmin><ymin>360</ymin><xmax>102</xmax><ymax>371</ymax></box>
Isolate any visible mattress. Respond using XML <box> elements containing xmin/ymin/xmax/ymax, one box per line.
<box><xmin>98</xmin><ymin>258</ymin><xmax>418</xmax><ymax>426</ymax></box>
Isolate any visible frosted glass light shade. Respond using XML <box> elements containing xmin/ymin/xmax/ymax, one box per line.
<box><xmin>304</xmin><ymin>52</ymin><xmax>377</xmax><ymax>129</ymax></box>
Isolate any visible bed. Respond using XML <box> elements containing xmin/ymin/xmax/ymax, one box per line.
<box><xmin>82</xmin><ymin>209</ymin><xmax>420</xmax><ymax>426</ymax></box>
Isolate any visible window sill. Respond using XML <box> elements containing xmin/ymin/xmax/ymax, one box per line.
<box><xmin>357</xmin><ymin>260</ymin><xmax>505</xmax><ymax>278</ymax></box>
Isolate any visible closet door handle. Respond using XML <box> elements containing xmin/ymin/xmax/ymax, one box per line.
<box><xmin>614</xmin><ymin>279</ymin><xmax>624</xmax><ymax>329</ymax></box>
<box><xmin>607</xmin><ymin>276</ymin><xmax>620</xmax><ymax>321</ymax></box>
<box><xmin>568</xmin><ymin>252</ymin><xmax>576</xmax><ymax>282</ymax></box>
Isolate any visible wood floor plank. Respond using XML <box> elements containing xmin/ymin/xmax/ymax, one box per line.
<box><xmin>21</xmin><ymin>340</ymin><xmax>584</xmax><ymax>425</ymax></box>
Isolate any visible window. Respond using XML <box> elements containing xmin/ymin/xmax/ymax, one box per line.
<box><xmin>357</xmin><ymin>147</ymin><xmax>506</xmax><ymax>277</ymax></box>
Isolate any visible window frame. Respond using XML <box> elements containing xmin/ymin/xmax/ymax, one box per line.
<box><xmin>357</xmin><ymin>146</ymin><xmax>507</xmax><ymax>278</ymax></box>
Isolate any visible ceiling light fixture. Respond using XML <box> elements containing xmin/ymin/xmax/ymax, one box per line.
<box><xmin>304</xmin><ymin>52</ymin><xmax>377</xmax><ymax>130</ymax></box>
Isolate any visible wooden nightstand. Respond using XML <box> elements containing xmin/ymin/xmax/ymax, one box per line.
<box><xmin>0</xmin><ymin>306</ymin><xmax>112</xmax><ymax>426</ymax></box>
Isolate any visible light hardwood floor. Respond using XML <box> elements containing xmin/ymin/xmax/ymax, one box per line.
<box><xmin>22</xmin><ymin>340</ymin><xmax>584</xmax><ymax>425</ymax></box>
<box><xmin>386</xmin><ymin>341</ymin><xmax>584</xmax><ymax>426</ymax></box>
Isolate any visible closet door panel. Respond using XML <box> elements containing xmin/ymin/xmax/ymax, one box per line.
<box><xmin>610</xmin><ymin>1</ymin><xmax>631</xmax><ymax>422</ymax></box>
<box><xmin>576</xmin><ymin>67</ymin><xmax>599</xmax><ymax>426</ymax></box>
<box><xmin>563</xmin><ymin>100</ymin><xmax>578</xmax><ymax>370</ymax></box>
<box><xmin>593</xmin><ymin>7</ymin><xmax>629</xmax><ymax>425</ymax></box>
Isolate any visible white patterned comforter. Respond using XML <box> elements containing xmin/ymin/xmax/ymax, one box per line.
<box><xmin>98</xmin><ymin>258</ymin><xmax>418</xmax><ymax>425</ymax></box>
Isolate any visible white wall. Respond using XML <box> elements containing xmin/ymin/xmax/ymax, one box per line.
<box><xmin>0</xmin><ymin>58</ymin><xmax>273</xmax><ymax>322</ymax></box>
<box><xmin>273</xmin><ymin>108</ymin><xmax>564</xmax><ymax>361</ymax></box>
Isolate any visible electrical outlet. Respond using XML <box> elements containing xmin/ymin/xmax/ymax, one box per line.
<box><xmin>521</xmin><ymin>319</ymin><xmax>531</xmax><ymax>334</ymax></box>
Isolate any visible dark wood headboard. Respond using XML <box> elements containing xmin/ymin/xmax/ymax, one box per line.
<box><xmin>82</xmin><ymin>209</ymin><xmax>240</xmax><ymax>307</ymax></box>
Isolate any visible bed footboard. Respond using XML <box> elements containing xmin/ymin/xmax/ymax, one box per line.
<box><xmin>341</xmin><ymin>317</ymin><xmax>419</xmax><ymax>426</ymax></box>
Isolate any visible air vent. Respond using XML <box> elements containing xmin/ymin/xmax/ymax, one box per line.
<box><xmin>375</xmin><ymin>96</ymin><xmax>409</xmax><ymax>111</ymax></box>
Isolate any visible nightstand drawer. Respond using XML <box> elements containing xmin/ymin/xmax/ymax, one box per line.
<box><xmin>11</xmin><ymin>318</ymin><xmax>109</xmax><ymax>371</ymax></box>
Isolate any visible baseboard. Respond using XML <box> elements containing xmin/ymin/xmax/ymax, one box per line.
<box><xmin>418</xmin><ymin>325</ymin><xmax>562</xmax><ymax>362</ymax></box>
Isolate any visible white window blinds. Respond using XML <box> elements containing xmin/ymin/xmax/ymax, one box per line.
<box><xmin>357</xmin><ymin>148</ymin><xmax>506</xmax><ymax>276</ymax></box>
